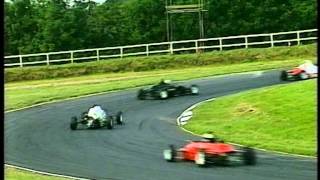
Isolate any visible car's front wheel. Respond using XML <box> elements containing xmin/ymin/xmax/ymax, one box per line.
<box><xmin>116</xmin><ymin>111</ymin><xmax>124</xmax><ymax>125</ymax></box>
<box><xmin>70</xmin><ymin>116</ymin><xmax>78</xmax><ymax>130</ymax></box>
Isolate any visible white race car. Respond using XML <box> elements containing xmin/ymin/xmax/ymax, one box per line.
<box><xmin>70</xmin><ymin>105</ymin><xmax>124</xmax><ymax>130</ymax></box>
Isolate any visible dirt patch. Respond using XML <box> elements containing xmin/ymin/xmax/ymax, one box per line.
<box><xmin>232</xmin><ymin>103</ymin><xmax>258</xmax><ymax>116</ymax></box>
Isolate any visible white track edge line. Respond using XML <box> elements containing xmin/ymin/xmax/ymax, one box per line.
<box><xmin>176</xmin><ymin>97</ymin><xmax>317</xmax><ymax>159</ymax></box>
<box><xmin>5</xmin><ymin>164</ymin><xmax>91</xmax><ymax>180</ymax></box>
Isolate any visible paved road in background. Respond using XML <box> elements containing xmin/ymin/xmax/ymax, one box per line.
<box><xmin>5</xmin><ymin>70</ymin><xmax>317</xmax><ymax>180</ymax></box>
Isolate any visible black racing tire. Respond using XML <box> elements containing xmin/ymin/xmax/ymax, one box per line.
<box><xmin>70</xmin><ymin>116</ymin><xmax>78</xmax><ymax>130</ymax></box>
<box><xmin>190</xmin><ymin>85</ymin><xmax>199</xmax><ymax>95</ymax></box>
<box><xmin>163</xmin><ymin>144</ymin><xmax>177</xmax><ymax>162</ymax></box>
<box><xmin>280</xmin><ymin>70</ymin><xmax>288</xmax><ymax>81</ymax></box>
<box><xmin>242</xmin><ymin>147</ymin><xmax>256</xmax><ymax>165</ymax></box>
<box><xmin>116</xmin><ymin>111</ymin><xmax>124</xmax><ymax>125</ymax></box>
<box><xmin>106</xmin><ymin>118</ymin><xmax>114</xmax><ymax>129</ymax></box>
<box><xmin>195</xmin><ymin>150</ymin><xmax>207</xmax><ymax>167</ymax></box>
<box><xmin>137</xmin><ymin>89</ymin><xmax>146</xmax><ymax>100</ymax></box>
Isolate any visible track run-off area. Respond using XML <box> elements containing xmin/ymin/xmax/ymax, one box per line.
<box><xmin>5</xmin><ymin>70</ymin><xmax>317</xmax><ymax>180</ymax></box>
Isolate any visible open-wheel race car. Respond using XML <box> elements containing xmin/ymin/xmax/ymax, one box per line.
<box><xmin>163</xmin><ymin>134</ymin><xmax>256</xmax><ymax>167</ymax></box>
<box><xmin>280</xmin><ymin>60</ymin><xmax>318</xmax><ymax>81</ymax></box>
<box><xmin>137</xmin><ymin>80</ymin><xmax>199</xmax><ymax>100</ymax></box>
<box><xmin>70</xmin><ymin>105</ymin><xmax>124</xmax><ymax>130</ymax></box>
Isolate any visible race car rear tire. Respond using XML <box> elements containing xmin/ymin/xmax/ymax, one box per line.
<box><xmin>242</xmin><ymin>147</ymin><xmax>256</xmax><ymax>165</ymax></box>
<box><xmin>280</xmin><ymin>71</ymin><xmax>288</xmax><ymax>81</ymax></box>
<box><xmin>163</xmin><ymin>144</ymin><xmax>176</xmax><ymax>162</ymax></box>
<box><xmin>116</xmin><ymin>111</ymin><xmax>124</xmax><ymax>125</ymax></box>
<box><xmin>70</xmin><ymin>116</ymin><xmax>78</xmax><ymax>130</ymax></box>
<box><xmin>106</xmin><ymin>118</ymin><xmax>114</xmax><ymax>129</ymax></box>
<box><xmin>195</xmin><ymin>150</ymin><xmax>207</xmax><ymax>167</ymax></box>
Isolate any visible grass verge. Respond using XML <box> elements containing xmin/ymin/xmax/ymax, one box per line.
<box><xmin>183</xmin><ymin>79</ymin><xmax>317</xmax><ymax>156</ymax></box>
<box><xmin>5</xmin><ymin>58</ymin><xmax>315</xmax><ymax>111</ymax></box>
<box><xmin>5</xmin><ymin>167</ymin><xmax>68</xmax><ymax>180</ymax></box>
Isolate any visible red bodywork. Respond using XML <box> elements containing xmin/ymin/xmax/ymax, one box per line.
<box><xmin>287</xmin><ymin>67</ymin><xmax>304</xmax><ymax>75</ymax></box>
<box><xmin>179</xmin><ymin>141</ymin><xmax>236</xmax><ymax>161</ymax></box>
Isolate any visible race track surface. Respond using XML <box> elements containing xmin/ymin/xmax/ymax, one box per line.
<box><xmin>5</xmin><ymin>70</ymin><xmax>317</xmax><ymax>180</ymax></box>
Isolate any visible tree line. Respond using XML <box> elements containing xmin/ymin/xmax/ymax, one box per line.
<box><xmin>4</xmin><ymin>0</ymin><xmax>316</xmax><ymax>55</ymax></box>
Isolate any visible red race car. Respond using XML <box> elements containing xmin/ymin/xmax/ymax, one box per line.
<box><xmin>163</xmin><ymin>134</ymin><xmax>256</xmax><ymax>167</ymax></box>
<box><xmin>280</xmin><ymin>60</ymin><xmax>318</xmax><ymax>81</ymax></box>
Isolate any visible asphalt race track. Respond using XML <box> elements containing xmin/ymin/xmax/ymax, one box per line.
<box><xmin>5</xmin><ymin>70</ymin><xmax>317</xmax><ymax>180</ymax></box>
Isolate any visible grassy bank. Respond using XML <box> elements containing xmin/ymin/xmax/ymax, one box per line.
<box><xmin>184</xmin><ymin>79</ymin><xmax>317</xmax><ymax>156</ymax></box>
<box><xmin>5</xmin><ymin>44</ymin><xmax>316</xmax><ymax>82</ymax></box>
<box><xmin>5</xmin><ymin>58</ymin><xmax>314</xmax><ymax>111</ymax></box>
<box><xmin>5</xmin><ymin>167</ymin><xmax>67</xmax><ymax>180</ymax></box>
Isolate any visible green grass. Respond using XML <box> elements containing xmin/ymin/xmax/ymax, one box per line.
<box><xmin>5</xmin><ymin>167</ymin><xmax>68</xmax><ymax>180</ymax></box>
<box><xmin>5</xmin><ymin>44</ymin><xmax>316</xmax><ymax>82</ymax></box>
<box><xmin>184</xmin><ymin>79</ymin><xmax>317</xmax><ymax>156</ymax></box>
<box><xmin>5</xmin><ymin>58</ymin><xmax>315</xmax><ymax>111</ymax></box>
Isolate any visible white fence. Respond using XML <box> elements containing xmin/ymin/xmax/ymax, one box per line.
<box><xmin>4</xmin><ymin>29</ymin><xmax>317</xmax><ymax>68</ymax></box>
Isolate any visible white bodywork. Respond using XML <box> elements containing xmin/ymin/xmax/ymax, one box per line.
<box><xmin>298</xmin><ymin>60</ymin><xmax>318</xmax><ymax>74</ymax></box>
<box><xmin>87</xmin><ymin>106</ymin><xmax>107</xmax><ymax>120</ymax></box>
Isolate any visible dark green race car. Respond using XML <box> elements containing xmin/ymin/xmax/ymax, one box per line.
<box><xmin>137</xmin><ymin>80</ymin><xmax>199</xmax><ymax>100</ymax></box>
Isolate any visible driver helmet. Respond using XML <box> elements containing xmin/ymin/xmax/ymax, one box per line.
<box><xmin>202</xmin><ymin>133</ymin><xmax>217</xmax><ymax>142</ymax></box>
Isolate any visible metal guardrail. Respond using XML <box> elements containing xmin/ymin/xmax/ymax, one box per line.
<box><xmin>4</xmin><ymin>29</ymin><xmax>317</xmax><ymax>68</ymax></box>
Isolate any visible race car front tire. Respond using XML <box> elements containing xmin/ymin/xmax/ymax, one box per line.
<box><xmin>116</xmin><ymin>111</ymin><xmax>124</xmax><ymax>125</ymax></box>
<box><xmin>70</xmin><ymin>116</ymin><xmax>78</xmax><ymax>130</ymax></box>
